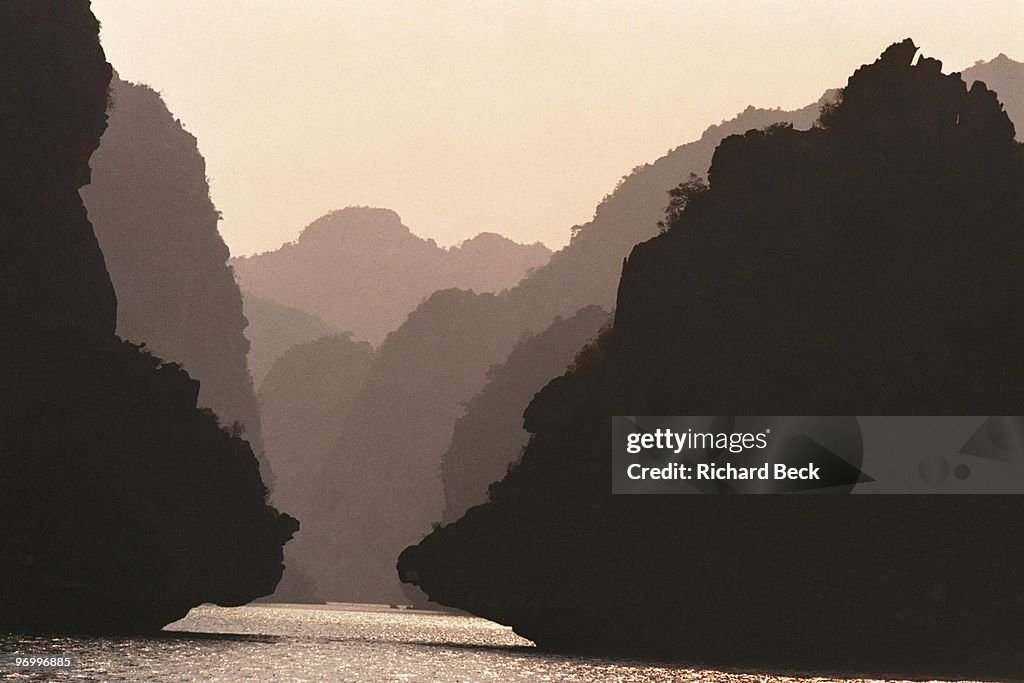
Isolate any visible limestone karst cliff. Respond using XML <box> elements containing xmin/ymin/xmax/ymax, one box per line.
<box><xmin>258</xmin><ymin>334</ymin><xmax>374</xmax><ymax>601</ymax></box>
<box><xmin>0</xmin><ymin>1</ymin><xmax>296</xmax><ymax>633</ymax></box>
<box><xmin>0</xmin><ymin>2</ymin><xmax>115</xmax><ymax>337</ymax></box>
<box><xmin>83</xmin><ymin>75</ymin><xmax>268</xmax><ymax>479</ymax></box>
<box><xmin>260</xmin><ymin>334</ymin><xmax>373</xmax><ymax>532</ymax></box>
<box><xmin>399</xmin><ymin>41</ymin><xmax>1024</xmax><ymax>677</ymax></box>
<box><xmin>312</xmin><ymin>289</ymin><xmax>526</xmax><ymax>602</ymax></box>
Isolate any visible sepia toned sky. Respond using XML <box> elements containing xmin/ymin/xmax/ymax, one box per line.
<box><xmin>92</xmin><ymin>1</ymin><xmax>1023</xmax><ymax>256</ymax></box>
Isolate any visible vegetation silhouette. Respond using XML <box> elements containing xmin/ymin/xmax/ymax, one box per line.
<box><xmin>399</xmin><ymin>41</ymin><xmax>1024</xmax><ymax>677</ymax></box>
<box><xmin>0</xmin><ymin>1</ymin><xmax>296</xmax><ymax>633</ymax></box>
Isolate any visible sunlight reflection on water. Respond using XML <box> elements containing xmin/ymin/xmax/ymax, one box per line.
<box><xmin>1</xmin><ymin>603</ymin><xmax>967</xmax><ymax>682</ymax></box>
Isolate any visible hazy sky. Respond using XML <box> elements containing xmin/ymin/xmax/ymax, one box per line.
<box><xmin>92</xmin><ymin>1</ymin><xmax>1023</xmax><ymax>256</ymax></box>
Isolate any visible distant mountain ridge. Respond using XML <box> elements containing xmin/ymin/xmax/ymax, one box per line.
<box><xmin>231</xmin><ymin>207</ymin><xmax>552</xmax><ymax>345</ymax></box>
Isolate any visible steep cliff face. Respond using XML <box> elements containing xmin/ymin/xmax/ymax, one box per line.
<box><xmin>400</xmin><ymin>41</ymin><xmax>1024</xmax><ymax>677</ymax></box>
<box><xmin>82</xmin><ymin>75</ymin><xmax>267</xmax><ymax>477</ymax></box>
<box><xmin>260</xmin><ymin>334</ymin><xmax>373</xmax><ymax>529</ymax></box>
<box><xmin>230</xmin><ymin>207</ymin><xmax>551</xmax><ymax>345</ymax></box>
<box><xmin>441</xmin><ymin>305</ymin><xmax>610</xmax><ymax>523</ymax></box>
<box><xmin>0</xmin><ymin>1</ymin><xmax>115</xmax><ymax>337</ymax></box>
<box><xmin>0</xmin><ymin>1</ymin><xmax>296</xmax><ymax>633</ymax></box>
<box><xmin>313</xmin><ymin>289</ymin><xmax>525</xmax><ymax>602</ymax></box>
<box><xmin>258</xmin><ymin>334</ymin><xmax>374</xmax><ymax>601</ymax></box>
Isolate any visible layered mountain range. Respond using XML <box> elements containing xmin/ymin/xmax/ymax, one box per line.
<box><xmin>280</xmin><ymin>94</ymin><xmax>829</xmax><ymax>603</ymax></box>
<box><xmin>254</xmin><ymin>50</ymin><xmax>1022</xmax><ymax>608</ymax></box>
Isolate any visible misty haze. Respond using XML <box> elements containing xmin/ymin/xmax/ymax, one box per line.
<box><xmin>2</xmin><ymin>2</ymin><xmax>1024</xmax><ymax>682</ymax></box>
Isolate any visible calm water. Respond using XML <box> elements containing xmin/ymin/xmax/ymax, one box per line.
<box><xmin>1</xmin><ymin>602</ymin><xmax>970</xmax><ymax>682</ymax></box>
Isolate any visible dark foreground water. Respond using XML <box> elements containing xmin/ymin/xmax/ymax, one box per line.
<box><xmin>1</xmin><ymin>602</ymin><xmax>977</xmax><ymax>682</ymax></box>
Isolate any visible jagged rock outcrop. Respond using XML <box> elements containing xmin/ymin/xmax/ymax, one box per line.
<box><xmin>242</xmin><ymin>294</ymin><xmax>336</xmax><ymax>387</ymax></box>
<box><xmin>82</xmin><ymin>75</ymin><xmax>268</xmax><ymax>479</ymax></box>
<box><xmin>400</xmin><ymin>41</ymin><xmax>1024</xmax><ymax>677</ymax></box>
<box><xmin>441</xmin><ymin>305</ymin><xmax>610</xmax><ymax>523</ymax></box>
<box><xmin>230</xmin><ymin>207</ymin><xmax>552</xmax><ymax>345</ymax></box>
<box><xmin>0</xmin><ymin>1</ymin><xmax>296</xmax><ymax>633</ymax></box>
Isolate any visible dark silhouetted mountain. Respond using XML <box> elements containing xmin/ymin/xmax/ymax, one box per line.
<box><xmin>441</xmin><ymin>305</ymin><xmax>610</xmax><ymax>523</ymax></box>
<box><xmin>304</xmin><ymin>96</ymin><xmax>828</xmax><ymax>604</ymax></box>
<box><xmin>399</xmin><ymin>41</ymin><xmax>1024</xmax><ymax>677</ymax></box>
<box><xmin>242</xmin><ymin>293</ymin><xmax>336</xmax><ymax>387</ymax></box>
<box><xmin>230</xmin><ymin>207</ymin><xmax>552</xmax><ymax>344</ymax></box>
<box><xmin>0</xmin><ymin>3</ymin><xmax>115</xmax><ymax>336</ymax></box>
<box><xmin>258</xmin><ymin>334</ymin><xmax>373</xmax><ymax>602</ymax></box>
<box><xmin>964</xmin><ymin>53</ymin><xmax>1023</xmax><ymax>138</ymax></box>
<box><xmin>0</xmin><ymin>1</ymin><xmax>296</xmax><ymax>633</ymax></box>
<box><xmin>82</xmin><ymin>75</ymin><xmax>268</xmax><ymax>480</ymax></box>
